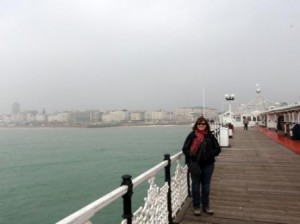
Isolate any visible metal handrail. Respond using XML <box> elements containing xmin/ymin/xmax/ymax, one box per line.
<box><xmin>132</xmin><ymin>152</ymin><xmax>181</xmax><ymax>187</ymax></box>
<box><xmin>56</xmin><ymin>152</ymin><xmax>183</xmax><ymax>224</ymax></box>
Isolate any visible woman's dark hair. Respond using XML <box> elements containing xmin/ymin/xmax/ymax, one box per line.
<box><xmin>192</xmin><ymin>116</ymin><xmax>211</xmax><ymax>132</ymax></box>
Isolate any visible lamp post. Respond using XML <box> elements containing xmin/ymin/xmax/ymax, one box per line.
<box><xmin>225</xmin><ymin>94</ymin><xmax>235</xmax><ymax>123</ymax></box>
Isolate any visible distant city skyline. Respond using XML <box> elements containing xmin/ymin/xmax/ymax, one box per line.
<box><xmin>5</xmin><ymin>101</ymin><xmax>212</xmax><ymax>115</ymax></box>
<box><xmin>8</xmin><ymin>81</ymin><xmax>300</xmax><ymax>115</ymax></box>
<box><xmin>0</xmin><ymin>104</ymin><xmax>219</xmax><ymax>127</ymax></box>
<box><xmin>3</xmin><ymin>87</ymin><xmax>296</xmax><ymax>116</ymax></box>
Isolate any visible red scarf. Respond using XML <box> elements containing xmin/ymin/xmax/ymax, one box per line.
<box><xmin>190</xmin><ymin>130</ymin><xmax>206</xmax><ymax>155</ymax></box>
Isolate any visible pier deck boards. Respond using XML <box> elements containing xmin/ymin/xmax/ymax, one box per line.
<box><xmin>175</xmin><ymin>127</ymin><xmax>300</xmax><ymax>224</ymax></box>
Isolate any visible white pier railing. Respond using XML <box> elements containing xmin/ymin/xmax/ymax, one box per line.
<box><xmin>56</xmin><ymin>152</ymin><xmax>189</xmax><ymax>224</ymax></box>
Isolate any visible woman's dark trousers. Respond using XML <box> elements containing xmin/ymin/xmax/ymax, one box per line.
<box><xmin>191</xmin><ymin>163</ymin><xmax>214</xmax><ymax>209</ymax></box>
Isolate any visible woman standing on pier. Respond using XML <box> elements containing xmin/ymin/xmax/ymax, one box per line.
<box><xmin>182</xmin><ymin>116</ymin><xmax>221</xmax><ymax>216</ymax></box>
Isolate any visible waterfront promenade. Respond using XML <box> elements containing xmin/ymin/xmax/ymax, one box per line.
<box><xmin>175</xmin><ymin>127</ymin><xmax>300</xmax><ymax>224</ymax></box>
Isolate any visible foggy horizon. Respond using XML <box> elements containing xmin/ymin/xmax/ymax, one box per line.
<box><xmin>3</xmin><ymin>85</ymin><xmax>292</xmax><ymax>115</ymax></box>
<box><xmin>1</xmin><ymin>0</ymin><xmax>299</xmax><ymax>115</ymax></box>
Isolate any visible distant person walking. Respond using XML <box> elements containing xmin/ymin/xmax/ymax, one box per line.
<box><xmin>243</xmin><ymin>117</ymin><xmax>249</xmax><ymax>130</ymax></box>
<box><xmin>182</xmin><ymin>116</ymin><xmax>221</xmax><ymax>216</ymax></box>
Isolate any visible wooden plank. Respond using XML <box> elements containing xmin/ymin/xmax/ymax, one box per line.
<box><xmin>175</xmin><ymin>127</ymin><xmax>300</xmax><ymax>224</ymax></box>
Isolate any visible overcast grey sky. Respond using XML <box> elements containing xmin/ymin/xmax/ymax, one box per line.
<box><xmin>0</xmin><ymin>0</ymin><xmax>299</xmax><ymax>114</ymax></box>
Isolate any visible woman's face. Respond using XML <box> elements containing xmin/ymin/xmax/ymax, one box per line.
<box><xmin>196</xmin><ymin>120</ymin><xmax>207</xmax><ymax>131</ymax></box>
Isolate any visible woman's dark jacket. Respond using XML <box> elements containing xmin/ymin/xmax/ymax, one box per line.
<box><xmin>182</xmin><ymin>131</ymin><xmax>221</xmax><ymax>167</ymax></box>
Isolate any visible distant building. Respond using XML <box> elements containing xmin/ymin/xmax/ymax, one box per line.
<box><xmin>110</xmin><ymin>110</ymin><xmax>129</xmax><ymax>122</ymax></box>
<box><xmin>102</xmin><ymin>110</ymin><xmax>129</xmax><ymax>122</ymax></box>
<box><xmin>12</xmin><ymin>102</ymin><xmax>20</xmax><ymax>114</ymax></box>
<box><xmin>48</xmin><ymin>112</ymin><xmax>72</xmax><ymax>124</ymax></box>
<box><xmin>144</xmin><ymin>110</ymin><xmax>167</xmax><ymax>122</ymax></box>
<box><xmin>130</xmin><ymin>111</ymin><xmax>145</xmax><ymax>121</ymax></box>
<box><xmin>72</xmin><ymin>111</ymin><xmax>91</xmax><ymax>124</ymax></box>
<box><xmin>219</xmin><ymin>85</ymin><xmax>275</xmax><ymax>127</ymax></box>
<box><xmin>101</xmin><ymin>113</ymin><xmax>112</xmax><ymax>122</ymax></box>
<box><xmin>165</xmin><ymin>112</ymin><xmax>175</xmax><ymax>121</ymax></box>
<box><xmin>175</xmin><ymin>107</ymin><xmax>218</xmax><ymax>123</ymax></box>
<box><xmin>89</xmin><ymin>110</ymin><xmax>103</xmax><ymax>123</ymax></box>
<box><xmin>259</xmin><ymin>102</ymin><xmax>300</xmax><ymax>133</ymax></box>
<box><xmin>11</xmin><ymin>113</ymin><xmax>26</xmax><ymax>124</ymax></box>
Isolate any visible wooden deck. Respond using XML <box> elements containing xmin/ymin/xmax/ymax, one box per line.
<box><xmin>174</xmin><ymin>127</ymin><xmax>300</xmax><ymax>224</ymax></box>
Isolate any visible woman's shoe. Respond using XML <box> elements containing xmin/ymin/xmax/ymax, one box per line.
<box><xmin>203</xmin><ymin>208</ymin><xmax>214</xmax><ymax>215</ymax></box>
<box><xmin>193</xmin><ymin>208</ymin><xmax>201</xmax><ymax>216</ymax></box>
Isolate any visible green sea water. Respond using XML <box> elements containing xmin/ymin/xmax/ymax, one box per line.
<box><xmin>0</xmin><ymin>125</ymin><xmax>190</xmax><ymax>224</ymax></box>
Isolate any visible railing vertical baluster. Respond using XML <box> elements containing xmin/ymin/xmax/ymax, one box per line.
<box><xmin>121</xmin><ymin>175</ymin><xmax>133</xmax><ymax>224</ymax></box>
<box><xmin>187</xmin><ymin>171</ymin><xmax>191</xmax><ymax>197</ymax></box>
<box><xmin>183</xmin><ymin>150</ymin><xmax>192</xmax><ymax>197</ymax></box>
<box><xmin>164</xmin><ymin>154</ymin><xmax>173</xmax><ymax>224</ymax></box>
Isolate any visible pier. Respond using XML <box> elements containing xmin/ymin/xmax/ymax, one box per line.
<box><xmin>56</xmin><ymin>125</ymin><xmax>300</xmax><ymax>224</ymax></box>
<box><xmin>174</xmin><ymin>127</ymin><xmax>300</xmax><ymax>224</ymax></box>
